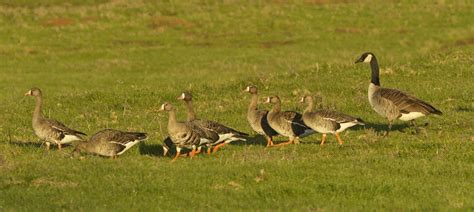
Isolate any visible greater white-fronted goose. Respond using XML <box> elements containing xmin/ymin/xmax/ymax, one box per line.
<box><xmin>244</xmin><ymin>86</ymin><xmax>279</xmax><ymax>147</ymax></box>
<box><xmin>264</xmin><ymin>96</ymin><xmax>314</xmax><ymax>146</ymax></box>
<box><xmin>177</xmin><ymin>92</ymin><xmax>248</xmax><ymax>154</ymax></box>
<box><xmin>25</xmin><ymin>87</ymin><xmax>86</xmax><ymax>150</ymax></box>
<box><xmin>300</xmin><ymin>95</ymin><xmax>365</xmax><ymax>145</ymax></box>
<box><xmin>73</xmin><ymin>129</ymin><xmax>147</xmax><ymax>158</ymax></box>
<box><xmin>355</xmin><ymin>52</ymin><xmax>442</xmax><ymax>134</ymax></box>
<box><xmin>159</xmin><ymin>102</ymin><xmax>218</xmax><ymax>161</ymax></box>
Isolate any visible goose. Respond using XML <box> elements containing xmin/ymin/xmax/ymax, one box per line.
<box><xmin>264</xmin><ymin>96</ymin><xmax>315</xmax><ymax>146</ymax></box>
<box><xmin>73</xmin><ymin>129</ymin><xmax>147</xmax><ymax>158</ymax></box>
<box><xmin>355</xmin><ymin>52</ymin><xmax>442</xmax><ymax>134</ymax></box>
<box><xmin>243</xmin><ymin>86</ymin><xmax>279</xmax><ymax>147</ymax></box>
<box><xmin>159</xmin><ymin>102</ymin><xmax>218</xmax><ymax>161</ymax></box>
<box><xmin>177</xmin><ymin>92</ymin><xmax>248</xmax><ymax>154</ymax></box>
<box><xmin>300</xmin><ymin>95</ymin><xmax>365</xmax><ymax>145</ymax></box>
<box><xmin>25</xmin><ymin>87</ymin><xmax>86</xmax><ymax>150</ymax></box>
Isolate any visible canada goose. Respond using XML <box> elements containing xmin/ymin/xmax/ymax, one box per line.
<box><xmin>159</xmin><ymin>102</ymin><xmax>218</xmax><ymax>161</ymax></box>
<box><xmin>177</xmin><ymin>92</ymin><xmax>248</xmax><ymax>154</ymax></box>
<box><xmin>243</xmin><ymin>86</ymin><xmax>279</xmax><ymax>147</ymax></box>
<box><xmin>355</xmin><ymin>52</ymin><xmax>442</xmax><ymax>134</ymax></box>
<box><xmin>264</xmin><ymin>96</ymin><xmax>314</xmax><ymax>146</ymax></box>
<box><xmin>25</xmin><ymin>87</ymin><xmax>86</xmax><ymax>150</ymax></box>
<box><xmin>300</xmin><ymin>95</ymin><xmax>365</xmax><ymax>145</ymax></box>
<box><xmin>73</xmin><ymin>129</ymin><xmax>147</xmax><ymax>158</ymax></box>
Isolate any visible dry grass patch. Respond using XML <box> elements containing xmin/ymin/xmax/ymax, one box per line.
<box><xmin>260</xmin><ymin>40</ymin><xmax>296</xmax><ymax>48</ymax></box>
<box><xmin>150</xmin><ymin>16</ymin><xmax>194</xmax><ymax>30</ymax></box>
<box><xmin>335</xmin><ymin>27</ymin><xmax>362</xmax><ymax>34</ymax></box>
<box><xmin>454</xmin><ymin>37</ymin><xmax>474</xmax><ymax>46</ymax></box>
<box><xmin>41</xmin><ymin>17</ymin><xmax>75</xmax><ymax>27</ymax></box>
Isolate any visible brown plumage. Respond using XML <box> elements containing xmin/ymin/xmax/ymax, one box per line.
<box><xmin>159</xmin><ymin>102</ymin><xmax>218</xmax><ymax>161</ymax></box>
<box><xmin>355</xmin><ymin>52</ymin><xmax>442</xmax><ymax>134</ymax></box>
<box><xmin>25</xmin><ymin>87</ymin><xmax>86</xmax><ymax>150</ymax></box>
<box><xmin>244</xmin><ymin>86</ymin><xmax>279</xmax><ymax>147</ymax></box>
<box><xmin>177</xmin><ymin>92</ymin><xmax>248</xmax><ymax>154</ymax></box>
<box><xmin>73</xmin><ymin>129</ymin><xmax>147</xmax><ymax>158</ymax></box>
<box><xmin>265</xmin><ymin>96</ymin><xmax>314</xmax><ymax>147</ymax></box>
<box><xmin>301</xmin><ymin>95</ymin><xmax>364</xmax><ymax>145</ymax></box>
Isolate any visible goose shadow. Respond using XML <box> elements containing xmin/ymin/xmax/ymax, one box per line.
<box><xmin>7</xmin><ymin>140</ymin><xmax>47</xmax><ymax>148</ymax></box>
<box><xmin>229</xmin><ymin>135</ymin><xmax>268</xmax><ymax>147</ymax></box>
<box><xmin>139</xmin><ymin>137</ymin><xmax>194</xmax><ymax>157</ymax></box>
<box><xmin>364</xmin><ymin>122</ymin><xmax>411</xmax><ymax>134</ymax></box>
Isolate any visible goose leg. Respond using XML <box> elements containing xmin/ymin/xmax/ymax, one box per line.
<box><xmin>265</xmin><ymin>136</ymin><xmax>274</xmax><ymax>147</ymax></box>
<box><xmin>212</xmin><ymin>143</ymin><xmax>226</xmax><ymax>153</ymax></box>
<box><xmin>57</xmin><ymin>143</ymin><xmax>62</xmax><ymax>150</ymax></box>
<box><xmin>335</xmin><ymin>133</ymin><xmax>344</xmax><ymax>145</ymax></box>
<box><xmin>207</xmin><ymin>145</ymin><xmax>212</xmax><ymax>155</ymax></box>
<box><xmin>195</xmin><ymin>146</ymin><xmax>202</xmax><ymax>155</ymax></box>
<box><xmin>271</xmin><ymin>138</ymin><xmax>294</xmax><ymax>147</ymax></box>
<box><xmin>320</xmin><ymin>134</ymin><xmax>327</xmax><ymax>146</ymax></box>
<box><xmin>384</xmin><ymin>121</ymin><xmax>392</xmax><ymax>136</ymax></box>
<box><xmin>45</xmin><ymin>142</ymin><xmax>51</xmax><ymax>150</ymax></box>
<box><xmin>172</xmin><ymin>147</ymin><xmax>182</xmax><ymax>162</ymax></box>
<box><xmin>189</xmin><ymin>146</ymin><xmax>197</xmax><ymax>158</ymax></box>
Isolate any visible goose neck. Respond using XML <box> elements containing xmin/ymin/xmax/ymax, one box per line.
<box><xmin>248</xmin><ymin>93</ymin><xmax>258</xmax><ymax>112</ymax></box>
<box><xmin>185</xmin><ymin>100</ymin><xmax>197</xmax><ymax>121</ymax></box>
<box><xmin>370</xmin><ymin>57</ymin><xmax>380</xmax><ymax>86</ymax></box>
<box><xmin>33</xmin><ymin>95</ymin><xmax>43</xmax><ymax>121</ymax></box>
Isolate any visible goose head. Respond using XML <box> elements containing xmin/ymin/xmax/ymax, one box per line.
<box><xmin>299</xmin><ymin>95</ymin><xmax>313</xmax><ymax>104</ymax></box>
<box><xmin>243</xmin><ymin>85</ymin><xmax>258</xmax><ymax>94</ymax></box>
<box><xmin>264</xmin><ymin>96</ymin><xmax>281</xmax><ymax>105</ymax></box>
<box><xmin>355</xmin><ymin>52</ymin><xmax>375</xmax><ymax>63</ymax></box>
<box><xmin>158</xmin><ymin>102</ymin><xmax>174</xmax><ymax>112</ymax></box>
<box><xmin>24</xmin><ymin>87</ymin><xmax>42</xmax><ymax>97</ymax></box>
<box><xmin>72</xmin><ymin>142</ymin><xmax>86</xmax><ymax>157</ymax></box>
<box><xmin>177</xmin><ymin>92</ymin><xmax>193</xmax><ymax>102</ymax></box>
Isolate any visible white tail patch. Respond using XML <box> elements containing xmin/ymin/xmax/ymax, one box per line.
<box><xmin>112</xmin><ymin>140</ymin><xmax>142</xmax><ymax>155</ymax></box>
<box><xmin>399</xmin><ymin>112</ymin><xmax>425</xmax><ymax>121</ymax></box>
<box><xmin>59</xmin><ymin>135</ymin><xmax>82</xmax><ymax>144</ymax></box>
<box><xmin>336</xmin><ymin>122</ymin><xmax>358</xmax><ymax>133</ymax></box>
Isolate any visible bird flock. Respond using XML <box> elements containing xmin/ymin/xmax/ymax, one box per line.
<box><xmin>24</xmin><ymin>52</ymin><xmax>442</xmax><ymax>161</ymax></box>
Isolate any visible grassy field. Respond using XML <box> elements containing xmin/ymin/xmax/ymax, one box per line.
<box><xmin>0</xmin><ymin>0</ymin><xmax>473</xmax><ymax>210</ymax></box>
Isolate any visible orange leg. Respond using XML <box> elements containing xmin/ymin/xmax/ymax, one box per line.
<box><xmin>212</xmin><ymin>143</ymin><xmax>226</xmax><ymax>153</ymax></box>
<box><xmin>195</xmin><ymin>147</ymin><xmax>202</xmax><ymax>155</ymax></box>
<box><xmin>265</xmin><ymin>136</ymin><xmax>274</xmax><ymax>147</ymax></box>
<box><xmin>270</xmin><ymin>139</ymin><xmax>294</xmax><ymax>147</ymax></box>
<box><xmin>189</xmin><ymin>148</ymin><xmax>197</xmax><ymax>158</ymax></box>
<box><xmin>45</xmin><ymin>142</ymin><xmax>51</xmax><ymax>151</ymax></box>
<box><xmin>320</xmin><ymin>134</ymin><xmax>327</xmax><ymax>146</ymax></box>
<box><xmin>207</xmin><ymin>147</ymin><xmax>212</xmax><ymax>155</ymax></box>
<box><xmin>335</xmin><ymin>133</ymin><xmax>344</xmax><ymax>145</ymax></box>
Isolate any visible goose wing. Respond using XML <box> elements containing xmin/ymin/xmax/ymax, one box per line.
<box><xmin>282</xmin><ymin>111</ymin><xmax>314</xmax><ymax>137</ymax></box>
<box><xmin>47</xmin><ymin>119</ymin><xmax>86</xmax><ymax>136</ymax></box>
<box><xmin>379</xmin><ymin>88</ymin><xmax>442</xmax><ymax>115</ymax></box>
<box><xmin>318</xmin><ymin>110</ymin><xmax>363</xmax><ymax>124</ymax></box>
<box><xmin>91</xmin><ymin>129</ymin><xmax>147</xmax><ymax>145</ymax></box>
<box><xmin>193</xmin><ymin>119</ymin><xmax>248</xmax><ymax>136</ymax></box>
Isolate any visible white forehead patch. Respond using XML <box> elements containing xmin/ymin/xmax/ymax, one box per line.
<box><xmin>363</xmin><ymin>54</ymin><xmax>373</xmax><ymax>63</ymax></box>
<box><xmin>160</xmin><ymin>104</ymin><xmax>165</xmax><ymax>110</ymax></box>
<box><xmin>245</xmin><ymin>86</ymin><xmax>250</xmax><ymax>92</ymax></box>
<box><xmin>180</xmin><ymin>93</ymin><xmax>185</xmax><ymax>99</ymax></box>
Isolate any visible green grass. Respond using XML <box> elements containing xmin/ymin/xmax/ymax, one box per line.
<box><xmin>0</xmin><ymin>0</ymin><xmax>473</xmax><ymax>210</ymax></box>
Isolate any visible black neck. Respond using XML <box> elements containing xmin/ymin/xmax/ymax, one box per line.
<box><xmin>370</xmin><ymin>57</ymin><xmax>380</xmax><ymax>86</ymax></box>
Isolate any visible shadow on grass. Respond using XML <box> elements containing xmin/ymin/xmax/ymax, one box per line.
<box><xmin>364</xmin><ymin>122</ymin><xmax>411</xmax><ymax>134</ymax></box>
<box><xmin>7</xmin><ymin>140</ymin><xmax>44</xmax><ymax>148</ymax></box>
<box><xmin>139</xmin><ymin>142</ymin><xmax>166</xmax><ymax>157</ymax></box>
<box><xmin>229</xmin><ymin>135</ymin><xmax>267</xmax><ymax>147</ymax></box>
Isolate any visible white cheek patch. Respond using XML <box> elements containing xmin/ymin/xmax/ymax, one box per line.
<box><xmin>363</xmin><ymin>54</ymin><xmax>373</xmax><ymax>63</ymax></box>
